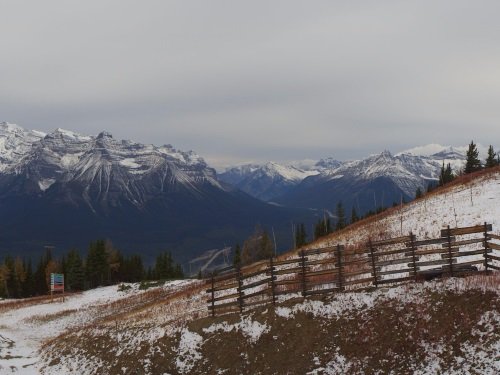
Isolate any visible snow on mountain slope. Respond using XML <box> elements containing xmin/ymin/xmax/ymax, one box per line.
<box><xmin>310</xmin><ymin>169</ymin><xmax>500</xmax><ymax>248</ymax></box>
<box><xmin>218</xmin><ymin>161</ymin><xmax>319</xmax><ymax>201</ymax></box>
<box><xmin>312</xmin><ymin>147</ymin><xmax>469</xmax><ymax>199</ymax></box>
<box><xmin>397</xmin><ymin>143</ymin><xmax>488</xmax><ymax>158</ymax></box>
<box><xmin>0</xmin><ymin>122</ymin><xmax>46</xmax><ymax>172</ymax></box>
<box><xmin>0</xmin><ymin>123</ymin><xmax>222</xmax><ymax>208</ymax></box>
<box><xmin>220</xmin><ymin>162</ymin><xmax>318</xmax><ymax>184</ymax></box>
<box><xmin>220</xmin><ymin>145</ymin><xmax>472</xmax><ymax>204</ymax></box>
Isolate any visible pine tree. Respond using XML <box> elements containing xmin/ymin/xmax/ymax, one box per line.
<box><xmin>258</xmin><ymin>230</ymin><xmax>274</xmax><ymax>260</ymax></box>
<box><xmin>34</xmin><ymin>248</ymin><xmax>52</xmax><ymax>295</ymax></box>
<box><xmin>415</xmin><ymin>187</ymin><xmax>423</xmax><ymax>199</ymax></box>
<box><xmin>350</xmin><ymin>206</ymin><xmax>359</xmax><ymax>224</ymax></box>
<box><xmin>300</xmin><ymin>223</ymin><xmax>307</xmax><ymax>247</ymax></box>
<box><xmin>314</xmin><ymin>220</ymin><xmax>323</xmax><ymax>240</ymax></box>
<box><xmin>485</xmin><ymin>145</ymin><xmax>498</xmax><ymax>168</ymax></box>
<box><xmin>86</xmin><ymin>240</ymin><xmax>109</xmax><ymax>288</ymax></box>
<box><xmin>127</xmin><ymin>255</ymin><xmax>144</xmax><ymax>282</ymax></box>
<box><xmin>0</xmin><ymin>261</ymin><xmax>11</xmax><ymax>298</ymax></box>
<box><xmin>336</xmin><ymin>201</ymin><xmax>346</xmax><ymax>230</ymax></box>
<box><xmin>241</xmin><ymin>225</ymin><xmax>273</xmax><ymax>265</ymax></box>
<box><xmin>295</xmin><ymin>223</ymin><xmax>307</xmax><ymax>248</ymax></box>
<box><xmin>233</xmin><ymin>244</ymin><xmax>241</xmax><ymax>267</ymax></box>
<box><xmin>65</xmin><ymin>250</ymin><xmax>85</xmax><ymax>291</ymax></box>
<box><xmin>154</xmin><ymin>252</ymin><xmax>173</xmax><ymax>280</ymax></box>
<box><xmin>444</xmin><ymin>163</ymin><xmax>454</xmax><ymax>183</ymax></box>
<box><xmin>22</xmin><ymin>260</ymin><xmax>35</xmax><ymax>297</ymax></box>
<box><xmin>174</xmin><ymin>264</ymin><xmax>184</xmax><ymax>279</ymax></box>
<box><xmin>439</xmin><ymin>161</ymin><xmax>446</xmax><ymax>186</ymax></box>
<box><xmin>314</xmin><ymin>217</ymin><xmax>332</xmax><ymax>239</ymax></box>
<box><xmin>13</xmin><ymin>257</ymin><xmax>26</xmax><ymax>298</ymax></box>
<box><xmin>439</xmin><ymin>162</ymin><xmax>454</xmax><ymax>186</ymax></box>
<box><xmin>464</xmin><ymin>141</ymin><xmax>482</xmax><ymax>174</ymax></box>
<box><xmin>106</xmin><ymin>244</ymin><xmax>121</xmax><ymax>284</ymax></box>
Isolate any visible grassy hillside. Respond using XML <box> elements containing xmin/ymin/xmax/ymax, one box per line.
<box><xmin>36</xmin><ymin>275</ymin><xmax>499</xmax><ymax>374</ymax></box>
<box><xmin>1</xmin><ymin>169</ymin><xmax>499</xmax><ymax>374</ymax></box>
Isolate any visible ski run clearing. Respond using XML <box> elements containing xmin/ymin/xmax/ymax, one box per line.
<box><xmin>0</xmin><ymin>170</ymin><xmax>499</xmax><ymax>374</ymax></box>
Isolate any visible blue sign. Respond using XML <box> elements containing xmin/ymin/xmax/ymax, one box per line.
<box><xmin>50</xmin><ymin>273</ymin><xmax>64</xmax><ymax>292</ymax></box>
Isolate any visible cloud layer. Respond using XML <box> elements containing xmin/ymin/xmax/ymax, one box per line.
<box><xmin>1</xmin><ymin>1</ymin><xmax>499</xmax><ymax>169</ymax></box>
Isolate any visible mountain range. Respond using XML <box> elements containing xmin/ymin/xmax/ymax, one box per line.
<box><xmin>0</xmin><ymin>121</ymin><xmax>485</xmax><ymax>262</ymax></box>
<box><xmin>0</xmin><ymin>122</ymin><xmax>309</xmax><ymax>262</ymax></box>
<box><xmin>218</xmin><ymin>145</ymin><xmax>471</xmax><ymax>213</ymax></box>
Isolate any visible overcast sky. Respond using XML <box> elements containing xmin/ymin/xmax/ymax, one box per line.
<box><xmin>1</xmin><ymin>1</ymin><xmax>499</xmax><ymax>169</ymax></box>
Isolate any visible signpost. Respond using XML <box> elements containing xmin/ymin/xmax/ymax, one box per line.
<box><xmin>50</xmin><ymin>273</ymin><xmax>64</xmax><ymax>301</ymax></box>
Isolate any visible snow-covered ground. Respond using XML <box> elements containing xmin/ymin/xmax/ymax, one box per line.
<box><xmin>1</xmin><ymin>172</ymin><xmax>499</xmax><ymax>374</ymax></box>
<box><xmin>0</xmin><ymin>280</ymin><xmax>197</xmax><ymax>374</ymax></box>
<box><xmin>310</xmin><ymin>171</ymin><xmax>500</xmax><ymax>247</ymax></box>
<box><xmin>160</xmin><ymin>275</ymin><xmax>500</xmax><ymax>374</ymax></box>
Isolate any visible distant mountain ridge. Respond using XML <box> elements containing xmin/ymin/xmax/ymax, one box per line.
<box><xmin>218</xmin><ymin>145</ymin><xmax>472</xmax><ymax>206</ymax></box>
<box><xmin>218</xmin><ymin>162</ymin><xmax>319</xmax><ymax>201</ymax></box>
<box><xmin>0</xmin><ymin>121</ymin><xmax>489</xmax><ymax>260</ymax></box>
<box><xmin>0</xmin><ymin>122</ymin><xmax>310</xmax><ymax>262</ymax></box>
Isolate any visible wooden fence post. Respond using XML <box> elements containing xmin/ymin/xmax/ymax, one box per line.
<box><xmin>211</xmin><ymin>272</ymin><xmax>215</xmax><ymax>317</ymax></box>
<box><xmin>237</xmin><ymin>266</ymin><xmax>244</xmax><ymax>313</ymax></box>
<box><xmin>336</xmin><ymin>244</ymin><xmax>343</xmax><ymax>290</ymax></box>
<box><xmin>269</xmin><ymin>256</ymin><xmax>276</xmax><ymax>305</ymax></box>
<box><xmin>410</xmin><ymin>231</ymin><xmax>418</xmax><ymax>281</ymax></box>
<box><xmin>300</xmin><ymin>250</ymin><xmax>307</xmax><ymax>296</ymax></box>
<box><xmin>446</xmin><ymin>225</ymin><xmax>454</xmax><ymax>277</ymax></box>
<box><xmin>484</xmin><ymin>222</ymin><xmax>490</xmax><ymax>272</ymax></box>
<box><xmin>369</xmin><ymin>239</ymin><xmax>378</xmax><ymax>288</ymax></box>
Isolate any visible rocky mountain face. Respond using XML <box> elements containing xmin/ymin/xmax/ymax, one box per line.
<box><xmin>0</xmin><ymin>123</ymin><xmax>308</xmax><ymax>262</ymax></box>
<box><xmin>218</xmin><ymin>162</ymin><xmax>319</xmax><ymax>201</ymax></box>
<box><xmin>220</xmin><ymin>146</ymin><xmax>468</xmax><ymax>215</ymax></box>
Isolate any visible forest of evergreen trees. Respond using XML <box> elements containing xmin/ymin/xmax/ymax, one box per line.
<box><xmin>245</xmin><ymin>142</ymin><xmax>500</xmax><ymax>257</ymax></box>
<box><xmin>0</xmin><ymin>239</ymin><xmax>183</xmax><ymax>299</ymax></box>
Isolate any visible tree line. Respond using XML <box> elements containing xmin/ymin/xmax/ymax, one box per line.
<box><xmin>0</xmin><ymin>240</ymin><xmax>183</xmax><ymax>299</ymax></box>
<box><xmin>420</xmin><ymin>141</ymin><xmax>499</xmax><ymax>197</ymax></box>
<box><xmin>231</xmin><ymin>142</ymin><xmax>499</xmax><ymax>268</ymax></box>
<box><xmin>231</xmin><ymin>201</ymin><xmax>369</xmax><ymax>267</ymax></box>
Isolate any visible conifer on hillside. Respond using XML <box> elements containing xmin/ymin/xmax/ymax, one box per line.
<box><xmin>336</xmin><ymin>201</ymin><xmax>346</xmax><ymax>230</ymax></box>
<box><xmin>464</xmin><ymin>141</ymin><xmax>482</xmax><ymax>174</ymax></box>
<box><xmin>350</xmin><ymin>206</ymin><xmax>359</xmax><ymax>224</ymax></box>
<box><xmin>295</xmin><ymin>223</ymin><xmax>307</xmax><ymax>248</ymax></box>
<box><xmin>439</xmin><ymin>162</ymin><xmax>454</xmax><ymax>186</ymax></box>
<box><xmin>415</xmin><ymin>187</ymin><xmax>423</xmax><ymax>199</ymax></box>
<box><xmin>241</xmin><ymin>225</ymin><xmax>273</xmax><ymax>265</ymax></box>
<box><xmin>233</xmin><ymin>244</ymin><xmax>241</xmax><ymax>267</ymax></box>
<box><xmin>485</xmin><ymin>145</ymin><xmax>498</xmax><ymax>168</ymax></box>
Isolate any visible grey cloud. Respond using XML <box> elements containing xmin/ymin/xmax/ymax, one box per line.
<box><xmin>1</xmin><ymin>1</ymin><xmax>499</xmax><ymax>170</ymax></box>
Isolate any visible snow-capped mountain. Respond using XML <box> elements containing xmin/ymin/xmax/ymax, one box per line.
<box><xmin>0</xmin><ymin>122</ymin><xmax>310</xmax><ymax>261</ymax></box>
<box><xmin>220</xmin><ymin>145</ymin><xmax>469</xmax><ymax>206</ymax></box>
<box><xmin>275</xmin><ymin>147</ymin><xmax>470</xmax><ymax>213</ymax></box>
<box><xmin>0</xmin><ymin>122</ymin><xmax>46</xmax><ymax>172</ymax></box>
<box><xmin>0</xmin><ymin>123</ymin><xmax>222</xmax><ymax>207</ymax></box>
<box><xmin>218</xmin><ymin>162</ymin><xmax>319</xmax><ymax>201</ymax></box>
<box><xmin>320</xmin><ymin>148</ymin><xmax>468</xmax><ymax>198</ymax></box>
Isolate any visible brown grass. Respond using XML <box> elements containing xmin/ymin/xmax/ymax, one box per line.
<box><xmin>0</xmin><ymin>293</ymin><xmax>81</xmax><ymax>313</ymax></box>
<box><xmin>26</xmin><ymin>309</ymin><xmax>78</xmax><ymax>324</ymax></box>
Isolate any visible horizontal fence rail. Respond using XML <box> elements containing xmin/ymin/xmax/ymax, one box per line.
<box><xmin>207</xmin><ymin>222</ymin><xmax>500</xmax><ymax>316</ymax></box>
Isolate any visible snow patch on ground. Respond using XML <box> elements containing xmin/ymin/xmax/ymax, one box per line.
<box><xmin>175</xmin><ymin>328</ymin><xmax>203</xmax><ymax>374</ymax></box>
<box><xmin>0</xmin><ymin>280</ymin><xmax>198</xmax><ymax>374</ymax></box>
<box><xmin>203</xmin><ymin>315</ymin><xmax>270</xmax><ymax>344</ymax></box>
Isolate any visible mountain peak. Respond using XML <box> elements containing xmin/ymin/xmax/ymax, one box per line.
<box><xmin>397</xmin><ymin>144</ymin><xmax>449</xmax><ymax>157</ymax></box>
<box><xmin>0</xmin><ymin>121</ymin><xmax>25</xmax><ymax>133</ymax></box>
<box><xmin>97</xmin><ymin>131</ymin><xmax>113</xmax><ymax>139</ymax></box>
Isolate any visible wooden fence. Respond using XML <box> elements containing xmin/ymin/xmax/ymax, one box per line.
<box><xmin>206</xmin><ymin>223</ymin><xmax>500</xmax><ymax>316</ymax></box>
